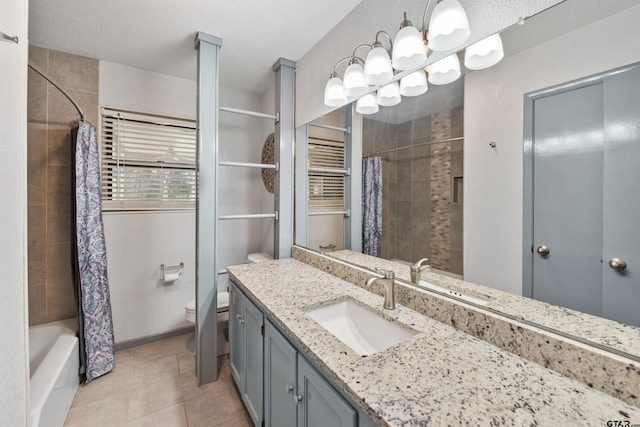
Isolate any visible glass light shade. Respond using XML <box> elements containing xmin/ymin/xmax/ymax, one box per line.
<box><xmin>343</xmin><ymin>63</ymin><xmax>369</xmax><ymax>97</ymax></box>
<box><xmin>464</xmin><ymin>33</ymin><xmax>504</xmax><ymax>70</ymax></box>
<box><xmin>428</xmin><ymin>54</ymin><xmax>461</xmax><ymax>85</ymax></box>
<box><xmin>324</xmin><ymin>77</ymin><xmax>347</xmax><ymax>107</ymax></box>
<box><xmin>400</xmin><ymin>70</ymin><xmax>428</xmax><ymax>97</ymax></box>
<box><xmin>364</xmin><ymin>47</ymin><xmax>394</xmax><ymax>85</ymax></box>
<box><xmin>377</xmin><ymin>82</ymin><xmax>402</xmax><ymax>107</ymax></box>
<box><xmin>356</xmin><ymin>93</ymin><xmax>379</xmax><ymax>115</ymax></box>
<box><xmin>392</xmin><ymin>25</ymin><xmax>427</xmax><ymax>70</ymax></box>
<box><xmin>428</xmin><ymin>0</ymin><xmax>471</xmax><ymax>52</ymax></box>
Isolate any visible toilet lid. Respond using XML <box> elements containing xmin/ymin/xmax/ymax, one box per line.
<box><xmin>247</xmin><ymin>252</ymin><xmax>273</xmax><ymax>263</ymax></box>
<box><xmin>186</xmin><ymin>291</ymin><xmax>229</xmax><ymax>313</ymax></box>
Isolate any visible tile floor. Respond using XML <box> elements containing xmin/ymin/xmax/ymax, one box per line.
<box><xmin>64</xmin><ymin>332</ymin><xmax>251</xmax><ymax>427</ymax></box>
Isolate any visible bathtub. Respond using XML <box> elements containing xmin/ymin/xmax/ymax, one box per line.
<box><xmin>30</xmin><ymin>319</ymin><xmax>80</xmax><ymax>427</ymax></box>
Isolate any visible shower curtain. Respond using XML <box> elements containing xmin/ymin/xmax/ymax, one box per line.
<box><xmin>73</xmin><ymin>121</ymin><xmax>115</xmax><ymax>382</ymax></box>
<box><xmin>362</xmin><ymin>156</ymin><xmax>382</xmax><ymax>257</ymax></box>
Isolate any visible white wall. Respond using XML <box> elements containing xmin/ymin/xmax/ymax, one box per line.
<box><xmin>104</xmin><ymin>212</ymin><xmax>196</xmax><ymax>342</ymax></box>
<box><xmin>0</xmin><ymin>0</ymin><xmax>29</xmax><ymax>424</ymax></box>
<box><xmin>100</xmin><ymin>61</ymin><xmax>267</xmax><ymax>343</ymax></box>
<box><xmin>100</xmin><ymin>61</ymin><xmax>196</xmax><ymax>118</ymax></box>
<box><xmin>295</xmin><ymin>0</ymin><xmax>561</xmax><ymax>127</ymax></box>
<box><xmin>464</xmin><ymin>5</ymin><xmax>640</xmax><ymax>295</ymax></box>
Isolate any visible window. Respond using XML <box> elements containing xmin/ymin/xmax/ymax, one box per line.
<box><xmin>100</xmin><ymin>108</ymin><xmax>197</xmax><ymax>211</ymax></box>
<box><xmin>308</xmin><ymin>138</ymin><xmax>344</xmax><ymax>209</ymax></box>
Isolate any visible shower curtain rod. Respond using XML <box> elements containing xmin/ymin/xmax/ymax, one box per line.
<box><xmin>28</xmin><ymin>61</ymin><xmax>85</xmax><ymax>121</ymax></box>
<box><xmin>362</xmin><ymin>136</ymin><xmax>463</xmax><ymax>157</ymax></box>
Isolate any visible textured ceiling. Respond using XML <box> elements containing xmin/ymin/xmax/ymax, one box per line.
<box><xmin>28</xmin><ymin>0</ymin><xmax>362</xmax><ymax>95</ymax></box>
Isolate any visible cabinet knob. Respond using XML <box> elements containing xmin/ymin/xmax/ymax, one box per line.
<box><xmin>239</xmin><ymin>319</ymin><xmax>245</xmax><ymax>325</ymax></box>
<box><xmin>236</xmin><ymin>314</ymin><xmax>242</xmax><ymax>320</ymax></box>
<box><xmin>285</xmin><ymin>384</ymin><xmax>294</xmax><ymax>393</ymax></box>
<box><xmin>295</xmin><ymin>394</ymin><xmax>303</xmax><ymax>403</ymax></box>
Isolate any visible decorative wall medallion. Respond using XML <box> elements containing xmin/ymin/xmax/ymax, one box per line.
<box><xmin>261</xmin><ymin>133</ymin><xmax>275</xmax><ymax>193</ymax></box>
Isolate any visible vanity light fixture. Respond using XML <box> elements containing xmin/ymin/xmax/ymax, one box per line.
<box><xmin>392</xmin><ymin>12</ymin><xmax>427</xmax><ymax>71</ymax></box>
<box><xmin>344</xmin><ymin>44</ymin><xmax>372</xmax><ymax>97</ymax></box>
<box><xmin>427</xmin><ymin>53</ymin><xmax>461</xmax><ymax>85</ymax></box>
<box><xmin>356</xmin><ymin>93</ymin><xmax>380</xmax><ymax>115</ymax></box>
<box><xmin>364</xmin><ymin>31</ymin><xmax>394</xmax><ymax>85</ymax></box>
<box><xmin>427</xmin><ymin>0</ymin><xmax>471</xmax><ymax>52</ymax></box>
<box><xmin>324</xmin><ymin>55</ymin><xmax>366</xmax><ymax>107</ymax></box>
<box><xmin>377</xmin><ymin>81</ymin><xmax>402</xmax><ymax>106</ymax></box>
<box><xmin>464</xmin><ymin>33</ymin><xmax>504</xmax><ymax>70</ymax></box>
<box><xmin>343</xmin><ymin>59</ymin><xmax>369</xmax><ymax>97</ymax></box>
<box><xmin>400</xmin><ymin>69</ymin><xmax>429</xmax><ymax>97</ymax></box>
<box><xmin>323</xmin><ymin>0</ymin><xmax>477</xmax><ymax>108</ymax></box>
<box><xmin>324</xmin><ymin>72</ymin><xmax>348</xmax><ymax>107</ymax></box>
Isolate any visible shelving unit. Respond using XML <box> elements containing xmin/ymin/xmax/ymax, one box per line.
<box><xmin>194</xmin><ymin>32</ymin><xmax>296</xmax><ymax>384</ymax></box>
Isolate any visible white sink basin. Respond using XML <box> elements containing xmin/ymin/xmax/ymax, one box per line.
<box><xmin>306</xmin><ymin>300</ymin><xmax>417</xmax><ymax>356</ymax></box>
<box><xmin>419</xmin><ymin>280</ymin><xmax>490</xmax><ymax>306</ymax></box>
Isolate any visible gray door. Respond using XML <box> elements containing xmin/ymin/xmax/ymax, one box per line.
<box><xmin>264</xmin><ymin>320</ymin><xmax>297</xmax><ymax>427</ymax></box>
<box><xmin>602</xmin><ymin>67</ymin><xmax>640</xmax><ymax>327</ymax></box>
<box><xmin>297</xmin><ymin>354</ymin><xmax>357</xmax><ymax>427</ymax></box>
<box><xmin>297</xmin><ymin>355</ymin><xmax>356</xmax><ymax>427</ymax></box>
<box><xmin>528</xmin><ymin>63</ymin><xmax>640</xmax><ymax>328</ymax></box>
<box><xmin>531</xmin><ymin>82</ymin><xmax>605</xmax><ymax>315</ymax></box>
<box><xmin>243</xmin><ymin>295</ymin><xmax>264</xmax><ymax>426</ymax></box>
<box><xmin>229</xmin><ymin>283</ymin><xmax>244</xmax><ymax>386</ymax></box>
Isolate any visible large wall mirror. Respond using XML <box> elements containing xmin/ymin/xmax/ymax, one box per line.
<box><xmin>295</xmin><ymin>0</ymin><xmax>640</xmax><ymax>362</ymax></box>
<box><xmin>361</xmin><ymin>81</ymin><xmax>464</xmax><ymax>277</ymax></box>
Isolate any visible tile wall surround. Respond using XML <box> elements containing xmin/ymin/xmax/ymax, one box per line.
<box><xmin>362</xmin><ymin>106</ymin><xmax>463</xmax><ymax>275</ymax></box>
<box><xmin>292</xmin><ymin>246</ymin><xmax>640</xmax><ymax>407</ymax></box>
<box><xmin>27</xmin><ymin>46</ymin><xmax>100</xmax><ymax>326</ymax></box>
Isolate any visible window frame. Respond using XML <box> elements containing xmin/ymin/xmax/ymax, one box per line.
<box><xmin>100</xmin><ymin>107</ymin><xmax>197</xmax><ymax>212</ymax></box>
<box><xmin>307</xmin><ymin>137</ymin><xmax>345</xmax><ymax>210</ymax></box>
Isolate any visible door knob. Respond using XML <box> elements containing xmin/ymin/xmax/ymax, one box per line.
<box><xmin>536</xmin><ymin>245</ymin><xmax>550</xmax><ymax>256</ymax></box>
<box><xmin>608</xmin><ymin>258</ymin><xmax>627</xmax><ymax>271</ymax></box>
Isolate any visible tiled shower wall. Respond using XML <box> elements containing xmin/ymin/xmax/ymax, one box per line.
<box><xmin>27</xmin><ymin>46</ymin><xmax>99</xmax><ymax>325</ymax></box>
<box><xmin>362</xmin><ymin>106</ymin><xmax>463</xmax><ymax>275</ymax></box>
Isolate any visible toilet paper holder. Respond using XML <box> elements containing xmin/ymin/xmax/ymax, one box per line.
<box><xmin>160</xmin><ymin>262</ymin><xmax>184</xmax><ymax>281</ymax></box>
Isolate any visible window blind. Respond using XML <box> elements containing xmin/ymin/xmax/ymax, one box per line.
<box><xmin>100</xmin><ymin>109</ymin><xmax>197</xmax><ymax>210</ymax></box>
<box><xmin>308</xmin><ymin>138</ymin><xmax>344</xmax><ymax>209</ymax></box>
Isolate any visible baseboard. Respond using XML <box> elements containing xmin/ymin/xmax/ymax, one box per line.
<box><xmin>114</xmin><ymin>326</ymin><xmax>194</xmax><ymax>352</ymax></box>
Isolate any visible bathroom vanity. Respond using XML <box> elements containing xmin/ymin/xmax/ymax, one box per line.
<box><xmin>227</xmin><ymin>256</ymin><xmax>640</xmax><ymax>426</ymax></box>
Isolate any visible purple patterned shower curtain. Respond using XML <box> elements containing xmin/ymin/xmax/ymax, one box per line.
<box><xmin>74</xmin><ymin>121</ymin><xmax>115</xmax><ymax>382</ymax></box>
<box><xmin>362</xmin><ymin>156</ymin><xmax>382</xmax><ymax>256</ymax></box>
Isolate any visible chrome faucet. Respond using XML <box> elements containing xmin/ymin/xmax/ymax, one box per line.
<box><xmin>366</xmin><ymin>268</ymin><xmax>396</xmax><ymax>310</ymax></box>
<box><xmin>410</xmin><ymin>258</ymin><xmax>430</xmax><ymax>284</ymax></box>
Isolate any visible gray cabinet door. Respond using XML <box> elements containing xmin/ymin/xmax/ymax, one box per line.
<box><xmin>264</xmin><ymin>320</ymin><xmax>297</xmax><ymax>427</ymax></box>
<box><xmin>229</xmin><ymin>282</ymin><xmax>244</xmax><ymax>387</ymax></box>
<box><xmin>531</xmin><ymin>82</ymin><xmax>605</xmax><ymax>315</ymax></box>
<box><xmin>243</xmin><ymin>294</ymin><xmax>264</xmax><ymax>426</ymax></box>
<box><xmin>602</xmin><ymin>66</ymin><xmax>640</xmax><ymax>327</ymax></box>
<box><xmin>297</xmin><ymin>355</ymin><xmax>356</xmax><ymax>427</ymax></box>
<box><xmin>358</xmin><ymin>414</ymin><xmax>378</xmax><ymax>427</ymax></box>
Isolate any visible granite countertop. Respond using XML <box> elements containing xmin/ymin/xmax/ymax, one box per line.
<box><xmin>227</xmin><ymin>258</ymin><xmax>640</xmax><ymax>426</ymax></box>
<box><xmin>327</xmin><ymin>249</ymin><xmax>640</xmax><ymax>357</ymax></box>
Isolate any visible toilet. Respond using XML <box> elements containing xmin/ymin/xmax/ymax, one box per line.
<box><xmin>184</xmin><ymin>291</ymin><xmax>229</xmax><ymax>324</ymax></box>
<box><xmin>184</xmin><ymin>252</ymin><xmax>273</xmax><ymax>355</ymax></box>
